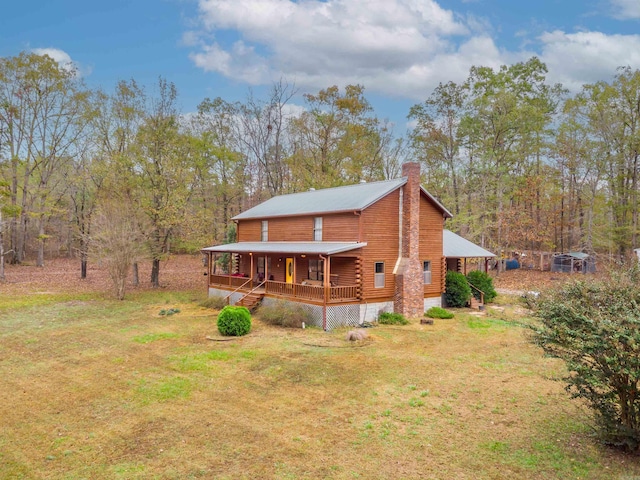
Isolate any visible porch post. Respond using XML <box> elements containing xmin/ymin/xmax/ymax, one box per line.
<box><xmin>250</xmin><ymin>253</ymin><xmax>254</xmax><ymax>282</ymax></box>
<box><xmin>321</xmin><ymin>254</ymin><xmax>329</xmax><ymax>331</ymax></box>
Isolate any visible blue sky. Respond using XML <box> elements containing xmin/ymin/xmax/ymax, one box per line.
<box><xmin>2</xmin><ymin>0</ymin><xmax>640</xmax><ymax>130</ymax></box>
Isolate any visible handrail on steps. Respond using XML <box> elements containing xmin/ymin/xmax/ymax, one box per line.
<box><xmin>467</xmin><ymin>281</ymin><xmax>484</xmax><ymax>306</ymax></box>
<box><xmin>223</xmin><ymin>277</ymin><xmax>253</xmax><ymax>304</ymax></box>
<box><xmin>237</xmin><ymin>280</ymin><xmax>266</xmax><ymax>306</ymax></box>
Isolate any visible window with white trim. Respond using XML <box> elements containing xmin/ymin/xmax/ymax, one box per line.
<box><xmin>313</xmin><ymin>217</ymin><xmax>323</xmax><ymax>241</ymax></box>
<box><xmin>261</xmin><ymin>221</ymin><xmax>268</xmax><ymax>241</ymax></box>
<box><xmin>423</xmin><ymin>260</ymin><xmax>432</xmax><ymax>284</ymax></box>
<box><xmin>374</xmin><ymin>262</ymin><xmax>385</xmax><ymax>288</ymax></box>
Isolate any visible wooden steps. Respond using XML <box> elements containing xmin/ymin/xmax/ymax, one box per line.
<box><xmin>469</xmin><ymin>297</ymin><xmax>484</xmax><ymax>310</ymax></box>
<box><xmin>237</xmin><ymin>292</ymin><xmax>264</xmax><ymax>311</ymax></box>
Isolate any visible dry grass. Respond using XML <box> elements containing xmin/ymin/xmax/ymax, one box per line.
<box><xmin>1</xmin><ymin>260</ymin><xmax>638</xmax><ymax>478</ymax></box>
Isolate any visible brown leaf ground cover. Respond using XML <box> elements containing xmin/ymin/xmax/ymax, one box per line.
<box><xmin>1</xmin><ymin>255</ymin><xmax>208</xmax><ymax>296</ymax></box>
<box><xmin>1</xmin><ymin>257</ymin><xmax>637</xmax><ymax>479</ymax></box>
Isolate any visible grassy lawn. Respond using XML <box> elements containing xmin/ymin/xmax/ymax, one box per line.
<box><xmin>1</xmin><ymin>290</ymin><xmax>638</xmax><ymax>479</ymax></box>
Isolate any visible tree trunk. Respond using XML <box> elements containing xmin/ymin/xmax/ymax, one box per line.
<box><xmin>0</xmin><ymin>212</ymin><xmax>5</xmax><ymax>282</ymax></box>
<box><xmin>151</xmin><ymin>258</ymin><xmax>160</xmax><ymax>287</ymax></box>
<box><xmin>116</xmin><ymin>276</ymin><xmax>126</xmax><ymax>300</ymax></box>
<box><xmin>81</xmin><ymin>258</ymin><xmax>87</xmax><ymax>279</ymax></box>
<box><xmin>36</xmin><ymin>218</ymin><xmax>45</xmax><ymax>267</ymax></box>
<box><xmin>132</xmin><ymin>262</ymin><xmax>139</xmax><ymax>286</ymax></box>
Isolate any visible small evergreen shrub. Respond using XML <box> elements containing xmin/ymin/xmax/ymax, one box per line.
<box><xmin>159</xmin><ymin>308</ymin><xmax>181</xmax><ymax>316</ymax></box>
<box><xmin>378</xmin><ymin>312</ymin><xmax>409</xmax><ymax>325</ymax></box>
<box><xmin>466</xmin><ymin>270</ymin><xmax>497</xmax><ymax>303</ymax></box>
<box><xmin>258</xmin><ymin>300</ymin><xmax>312</xmax><ymax>328</ymax></box>
<box><xmin>200</xmin><ymin>295</ymin><xmax>228</xmax><ymax>310</ymax></box>
<box><xmin>444</xmin><ymin>270</ymin><xmax>472</xmax><ymax>308</ymax></box>
<box><xmin>425</xmin><ymin>306</ymin><xmax>454</xmax><ymax>319</ymax></box>
<box><xmin>217</xmin><ymin>306</ymin><xmax>252</xmax><ymax>336</ymax></box>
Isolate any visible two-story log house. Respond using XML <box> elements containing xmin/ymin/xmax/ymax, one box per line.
<box><xmin>202</xmin><ymin>162</ymin><xmax>453</xmax><ymax>330</ymax></box>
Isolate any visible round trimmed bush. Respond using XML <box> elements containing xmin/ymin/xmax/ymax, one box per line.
<box><xmin>217</xmin><ymin>306</ymin><xmax>252</xmax><ymax>336</ymax></box>
<box><xmin>444</xmin><ymin>270</ymin><xmax>471</xmax><ymax>308</ymax></box>
<box><xmin>466</xmin><ymin>270</ymin><xmax>497</xmax><ymax>303</ymax></box>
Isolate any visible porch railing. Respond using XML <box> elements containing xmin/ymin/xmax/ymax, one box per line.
<box><xmin>209</xmin><ymin>275</ymin><xmax>359</xmax><ymax>303</ymax></box>
<box><xmin>209</xmin><ymin>273</ymin><xmax>251</xmax><ymax>288</ymax></box>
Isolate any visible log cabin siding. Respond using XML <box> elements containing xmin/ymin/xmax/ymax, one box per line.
<box><xmin>237</xmin><ymin>220</ymin><xmax>262</xmax><ymax>242</ymax></box>
<box><xmin>329</xmin><ymin>255</ymin><xmax>359</xmax><ymax>286</ymax></box>
<box><xmin>237</xmin><ymin>213</ymin><xmax>359</xmax><ymax>242</ymax></box>
<box><xmin>360</xmin><ymin>189</ymin><xmax>401</xmax><ymax>301</ymax></box>
<box><xmin>322</xmin><ymin>213</ymin><xmax>360</xmax><ymax>241</ymax></box>
<box><xmin>419</xmin><ymin>193</ymin><xmax>445</xmax><ymax>297</ymax></box>
<box><xmin>270</xmin><ymin>217</ymin><xmax>313</xmax><ymax>241</ymax></box>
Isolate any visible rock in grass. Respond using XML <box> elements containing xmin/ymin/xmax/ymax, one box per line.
<box><xmin>346</xmin><ymin>330</ymin><xmax>368</xmax><ymax>342</ymax></box>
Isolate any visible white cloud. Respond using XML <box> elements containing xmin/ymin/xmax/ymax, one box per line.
<box><xmin>186</xmin><ymin>0</ymin><xmax>640</xmax><ymax>101</ymax></box>
<box><xmin>539</xmin><ymin>30</ymin><xmax>640</xmax><ymax>91</ymax></box>
<box><xmin>31</xmin><ymin>47</ymin><xmax>88</xmax><ymax>77</ymax></box>
<box><xmin>188</xmin><ymin>0</ymin><xmax>489</xmax><ymax>99</ymax></box>
<box><xmin>609</xmin><ymin>0</ymin><xmax>640</xmax><ymax>19</ymax></box>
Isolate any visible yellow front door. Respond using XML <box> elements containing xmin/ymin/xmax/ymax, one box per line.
<box><xmin>286</xmin><ymin>258</ymin><xmax>294</xmax><ymax>283</ymax></box>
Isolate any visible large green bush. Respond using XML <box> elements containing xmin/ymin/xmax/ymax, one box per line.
<box><xmin>258</xmin><ymin>300</ymin><xmax>312</xmax><ymax>328</ymax></box>
<box><xmin>217</xmin><ymin>306</ymin><xmax>252</xmax><ymax>336</ymax></box>
<box><xmin>530</xmin><ymin>268</ymin><xmax>640</xmax><ymax>451</ymax></box>
<box><xmin>466</xmin><ymin>270</ymin><xmax>497</xmax><ymax>303</ymax></box>
<box><xmin>444</xmin><ymin>270</ymin><xmax>471</xmax><ymax>308</ymax></box>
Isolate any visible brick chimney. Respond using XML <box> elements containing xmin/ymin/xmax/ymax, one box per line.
<box><xmin>394</xmin><ymin>162</ymin><xmax>423</xmax><ymax>318</ymax></box>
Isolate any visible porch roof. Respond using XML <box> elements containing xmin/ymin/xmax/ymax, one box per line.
<box><xmin>202</xmin><ymin>241</ymin><xmax>367</xmax><ymax>256</ymax></box>
<box><xmin>443</xmin><ymin>230</ymin><xmax>496</xmax><ymax>258</ymax></box>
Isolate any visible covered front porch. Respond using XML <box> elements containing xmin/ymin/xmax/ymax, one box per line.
<box><xmin>202</xmin><ymin>241</ymin><xmax>366</xmax><ymax>306</ymax></box>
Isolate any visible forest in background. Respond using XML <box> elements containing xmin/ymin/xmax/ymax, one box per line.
<box><xmin>1</xmin><ymin>52</ymin><xmax>639</xmax><ymax>285</ymax></box>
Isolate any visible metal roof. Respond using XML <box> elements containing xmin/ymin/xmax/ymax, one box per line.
<box><xmin>443</xmin><ymin>230</ymin><xmax>495</xmax><ymax>258</ymax></box>
<box><xmin>232</xmin><ymin>177</ymin><xmax>452</xmax><ymax>220</ymax></box>
<box><xmin>556</xmin><ymin>252</ymin><xmax>590</xmax><ymax>260</ymax></box>
<box><xmin>202</xmin><ymin>241</ymin><xmax>367</xmax><ymax>255</ymax></box>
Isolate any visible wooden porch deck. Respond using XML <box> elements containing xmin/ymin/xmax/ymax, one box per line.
<box><xmin>208</xmin><ymin>274</ymin><xmax>360</xmax><ymax>303</ymax></box>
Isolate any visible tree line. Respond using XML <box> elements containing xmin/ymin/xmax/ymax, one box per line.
<box><xmin>1</xmin><ymin>51</ymin><xmax>639</xmax><ymax>291</ymax></box>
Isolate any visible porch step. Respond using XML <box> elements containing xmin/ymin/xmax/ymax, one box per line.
<box><xmin>469</xmin><ymin>297</ymin><xmax>484</xmax><ymax>310</ymax></box>
<box><xmin>238</xmin><ymin>293</ymin><xmax>264</xmax><ymax>311</ymax></box>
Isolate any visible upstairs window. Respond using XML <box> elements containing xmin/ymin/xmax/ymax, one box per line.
<box><xmin>374</xmin><ymin>262</ymin><xmax>385</xmax><ymax>288</ymax></box>
<box><xmin>313</xmin><ymin>217</ymin><xmax>323</xmax><ymax>241</ymax></box>
<box><xmin>423</xmin><ymin>260</ymin><xmax>432</xmax><ymax>284</ymax></box>
<box><xmin>261</xmin><ymin>221</ymin><xmax>268</xmax><ymax>241</ymax></box>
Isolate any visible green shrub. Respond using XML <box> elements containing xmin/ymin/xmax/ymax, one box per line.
<box><xmin>200</xmin><ymin>295</ymin><xmax>228</xmax><ymax>310</ymax></box>
<box><xmin>217</xmin><ymin>306</ymin><xmax>252</xmax><ymax>336</ymax></box>
<box><xmin>378</xmin><ymin>311</ymin><xmax>409</xmax><ymax>325</ymax></box>
<box><xmin>444</xmin><ymin>270</ymin><xmax>471</xmax><ymax>308</ymax></box>
<box><xmin>530</xmin><ymin>268</ymin><xmax>640</xmax><ymax>451</ymax></box>
<box><xmin>466</xmin><ymin>270</ymin><xmax>497</xmax><ymax>303</ymax></box>
<box><xmin>425</xmin><ymin>306</ymin><xmax>454</xmax><ymax>319</ymax></box>
<box><xmin>258</xmin><ymin>300</ymin><xmax>312</xmax><ymax>328</ymax></box>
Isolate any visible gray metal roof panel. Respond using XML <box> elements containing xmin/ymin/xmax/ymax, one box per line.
<box><xmin>443</xmin><ymin>230</ymin><xmax>495</xmax><ymax>258</ymax></box>
<box><xmin>202</xmin><ymin>241</ymin><xmax>367</xmax><ymax>255</ymax></box>
<box><xmin>233</xmin><ymin>178</ymin><xmax>407</xmax><ymax>220</ymax></box>
<box><xmin>233</xmin><ymin>177</ymin><xmax>453</xmax><ymax>220</ymax></box>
